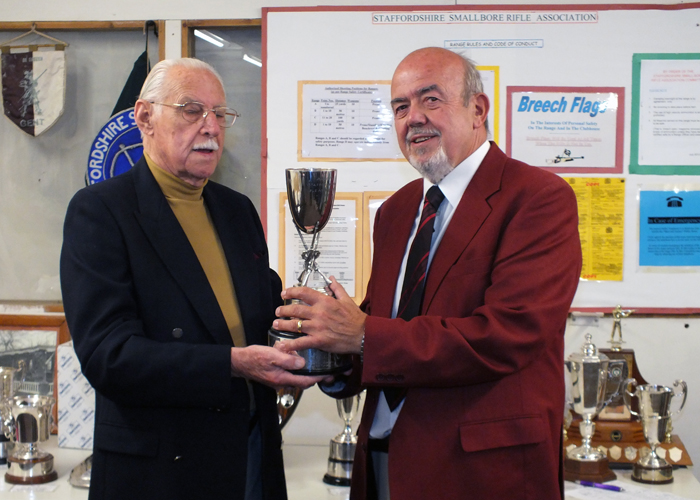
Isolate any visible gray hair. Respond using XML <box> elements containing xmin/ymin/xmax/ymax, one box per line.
<box><xmin>458</xmin><ymin>54</ymin><xmax>489</xmax><ymax>133</ymax></box>
<box><xmin>459</xmin><ymin>55</ymin><xmax>484</xmax><ymax>104</ymax></box>
<box><xmin>139</xmin><ymin>58</ymin><xmax>225</xmax><ymax>104</ymax></box>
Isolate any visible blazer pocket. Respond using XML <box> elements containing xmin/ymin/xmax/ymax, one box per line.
<box><xmin>459</xmin><ymin>414</ymin><xmax>546</xmax><ymax>453</ymax></box>
<box><xmin>95</xmin><ymin>422</ymin><xmax>159</xmax><ymax>458</ymax></box>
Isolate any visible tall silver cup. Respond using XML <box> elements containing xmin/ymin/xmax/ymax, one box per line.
<box><xmin>269</xmin><ymin>168</ymin><xmax>353</xmax><ymax>374</ymax></box>
<box><xmin>564</xmin><ymin>334</ymin><xmax>628</xmax><ymax>482</ymax></box>
<box><xmin>0</xmin><ymin>366</ymin><xmax>18</xmax><ymax>465</ymax></box>
<box><xmin>2</xmin><ymin>394</ymin><xmax>58</xmax><ymax>484</ymax></box>
<box><xmin>624</xmin><ymin>379</ymin><xmax>687</xmax><ymax>484</ymax></box>
<box><xmin>323</xmin><ymin>394</ymin><xmax>361</xmax><ymax>486</ymax></box>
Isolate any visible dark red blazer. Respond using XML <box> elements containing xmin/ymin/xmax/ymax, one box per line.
<box><xmin>340</xmin><ymin>143</ymin><xmax>581</xmax><ymax>500</ymax></box>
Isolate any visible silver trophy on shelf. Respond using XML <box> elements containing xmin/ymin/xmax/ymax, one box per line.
<box><xmin>323</xmin><ymin>394</ymin><xmax>361</xmax><ymax>486</ymax></box>
<box><xmin>564</xmin><ymin>333</ymin><xmax>628</xmax><ymax>483</ymax></box>
<box><xmin>2</xmin><ymin>394</ymin><xmax>58</xmax><ymax>484</ymax></box>
<box><xmin>624</xmin><ymin>379</ymin><xmax>688</xmax><ymax>484</ymax></box>
<box><xmin>269</xmin><ymin>168</ymin><xmax>353</xmax><ymax>374</ymax></box>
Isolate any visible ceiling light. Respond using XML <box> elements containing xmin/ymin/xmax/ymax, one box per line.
<box><xmin>194</xmin><ymin>29</ymin><xmax>224</xmax><ymax>48</ymax></box>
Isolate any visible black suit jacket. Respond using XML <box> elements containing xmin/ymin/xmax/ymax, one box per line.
<box><xmin>60</xmin><ymin>158</ymin><xmax>286</xmax><ymax>500</ymax></box>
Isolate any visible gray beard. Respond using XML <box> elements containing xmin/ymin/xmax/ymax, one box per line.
<box><xmin>407</xmin><ymin>144</ymin><xmax>453</xmax><ymax>184</ymax></box>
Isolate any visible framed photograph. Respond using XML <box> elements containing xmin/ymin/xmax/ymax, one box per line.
<box><xmin>0</xmin><ymin>309</ymin><xmax>70</xmax><ymax>434</ymax></box>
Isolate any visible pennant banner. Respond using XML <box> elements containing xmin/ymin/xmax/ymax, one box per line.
<box><xmin>1</xmin><ymin>50</ymin><xmax>66</xmax><ymax>136</ymax></box>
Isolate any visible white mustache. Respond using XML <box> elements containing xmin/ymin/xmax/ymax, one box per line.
<box><xmin>193</xmin><ymin>139</ymin><xmax>219</xmax><ymax>151</ymax></box>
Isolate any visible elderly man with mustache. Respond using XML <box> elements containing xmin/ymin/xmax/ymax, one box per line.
<box><xmin>274</xmin><ymin>47</ymin><xmax>582</xmax><ymax>500</ymax></box>
<box><xmin>60</xmin><ymin>58</ymin><xmax>322</xmax><ymax>500</ymax></box>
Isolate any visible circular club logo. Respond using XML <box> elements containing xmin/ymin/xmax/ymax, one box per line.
<box><xmin>86</xmin><ymin>108</ymin><xmax>143</xmax><ymax>184</ymax></box>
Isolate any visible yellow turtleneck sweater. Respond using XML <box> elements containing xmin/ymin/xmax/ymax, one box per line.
<box><xmin>145</xmin><ymin>154</ymin><xmax>247</xmax><ymax>349</ymax></box>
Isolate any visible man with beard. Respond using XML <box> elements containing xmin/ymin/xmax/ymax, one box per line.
<box><xmin>60</xmin><ymin>58</ymin><xmax>322</xmax><ymax>500</ymax></box>
<box><xmin>273</xmin><ymin>47</ymin><xmax>582</xmax><ymax>500</ymax></box>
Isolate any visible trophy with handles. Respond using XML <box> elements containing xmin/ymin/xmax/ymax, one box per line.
<box><xmin>564</xmin><ymin>334</ymin><xmax>628</xmax><ymax>483</ymax></box>
<box><xmin>323</xmin><ymin>394</ymin><xmax>361</xmax><ymax>486</ymax></box>
<box><xmin>269</xmin><ymin>168</ymin><xmax>352</xmax><ymax>374</ymax></box>
<box><xmin>3</xmin><ymin>394</ymin><xmax>58</xmax><ymax>484</ymax></box>
<box><xmin>624</xmin><ymin>379</ymin><xmax>688</xmax><ymax>484</ymax></box>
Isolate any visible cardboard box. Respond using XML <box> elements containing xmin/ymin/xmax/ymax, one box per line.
<box><xmin>57</xmin><ymin>341</ymin><xmax>95</xmax><ymax>449</ymax></box>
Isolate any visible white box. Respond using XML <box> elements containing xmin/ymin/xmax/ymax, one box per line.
<box><xmin>57</xmin><ymin>341</ymin><xmax>95</xmax><ymax>449</ymax></box>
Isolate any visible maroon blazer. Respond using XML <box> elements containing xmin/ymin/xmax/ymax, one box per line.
<box><xmin>347</xmin><ymin>143</ymin><xmax>581</xmax><ymax>500</ymax></box>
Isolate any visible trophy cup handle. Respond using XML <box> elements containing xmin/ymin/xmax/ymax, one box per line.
<box><xmin>623</xmin><ymin>378</ymin><xmax>640</xmax><ymax>418</ymax></box>
<box><xmin>2</xmin><ymin>403</ymin><xmax>15</xmax><ymax>441</ymax></box>
<box><xmin>671</xmin><ymin>379</ymin><xmax>688</xmax><ymax>418</ymax></box>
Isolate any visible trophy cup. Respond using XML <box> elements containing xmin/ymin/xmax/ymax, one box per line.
<box><xmin>269</xmin><ymin>168</ymin><xmax>353</xmax><ymax>374</ymax></box>
<box><xmin>0</xmin><ymin>366</ymin><xmax>18</xmax><ymax>465</ymax></box>
<box><xmin>323</xmin><ymin>394</ymin><xmax>361</xmax><ymax>486</ymax></box>
<box><xmin>564</xmin><ymin>334</ymin><xmax>628</xmax><ymax>483</ymax></box>
<box><xmin>624</xmin><ymin>379</ymin><xmax>688</xmax><ymax>484</ymax></box>
<box><xmin>2</xmin><ymin>394</ymin><xmax>58</xmax><ymax>484</ymax></box>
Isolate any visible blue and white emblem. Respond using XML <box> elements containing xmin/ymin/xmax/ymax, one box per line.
<box><xmin>86</xmin><ymin>107</ymin><xmax>143</xmax><ymax>184</ymax></box>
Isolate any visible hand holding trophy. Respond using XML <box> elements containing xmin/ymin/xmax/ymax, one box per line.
<box><xmin>269</xmin><ymin>168</ymin><xmax>353</xmax><ymax>375</ymax></box>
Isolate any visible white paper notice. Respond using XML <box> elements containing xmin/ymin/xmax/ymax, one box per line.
<box><xmin>510</xmin><ymin>89</ymin><xmax>620</xmax><ymax>169</ymax></box>
<box><xmin>638</xmin><ymin>59</ymin><xmax>700</xmax><ymax>166</ymax></box>
<box><xmin>299</xmin><ymin>82</ymin><xmax>401</xmax><ymax>160</ymax></box>
<box><xmin>285</xmin><ymin>199</ymin><xmax>357</xmax><ymax>297</ymax></box>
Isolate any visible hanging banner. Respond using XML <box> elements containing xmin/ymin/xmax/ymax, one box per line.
<box><xmin>1</xmin><ymin>49</ymin><xmax>66</xmax><ymax>136</ymax></box>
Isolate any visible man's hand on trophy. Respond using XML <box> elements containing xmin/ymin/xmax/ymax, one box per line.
<box><xmin>273</xmin><ymin>277</ymin><xmax>366</xmax><ymax>355</ymax></box>
<box><xmin>230</xmin><ymin>345</ymin><xmax>325</xmax><ymax>389</ymax></box>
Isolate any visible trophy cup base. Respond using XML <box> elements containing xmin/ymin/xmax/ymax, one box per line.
<box><xmin>323</xmin><ymin>451</ymin><xmax>354</xmax><ymax>488</ymax></box>
<box><xmin>5</xmin><ymin>453</ymin><xmax>58</xmax><ymax>484</ymax></box>
<box><xmin>269</xmin><ymin>328</ymin><xmax>353</xmax><ymax>375</ymax></box>
<box><xmin>564</xmin><ymin>457</ymin><xmax>617</xmax><ymax>483</ymax></box>
<box><xmin>632</xmin><ymin>462</ymin><xmax>674</xmax><ymax>484</ymax></box>
<box><xmin>323</xmin><ymin>473</ymin><xmax>352</xmax><ymax>487</ymax></box>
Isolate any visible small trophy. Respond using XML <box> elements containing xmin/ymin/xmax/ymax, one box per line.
<box><xmin>2</xmin><ymin>394</ymin><xmax>58</xmax><ymax>484</ymax></box>
<box><xmin>624</xmin><ymin>379</ymin><xmax>688</xmax><ymax>484</ymax></box>
<box><xmin>323</xmin><ymin>394</ymin><xmax>361</xmax><ymax>486</ymax></box>
<box><xmin>269</xmin><ymin>168</ymin><xmax>353</xmax><ymax>374</ymax></box>
<box><xmin>0</xmin><ymin>366</ymin><xmax>18</xmax><ymax>465</ymax></box>
<box><xmin>564</xmin><ymin>334</ymin><xmax>628</xmax><ymax>483</ymax></box>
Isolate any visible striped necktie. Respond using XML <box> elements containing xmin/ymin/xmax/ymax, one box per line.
<box><xmin>385</xmin><ymin>185</ymin><xmax>444</xmax><ymax>410</ymax></box>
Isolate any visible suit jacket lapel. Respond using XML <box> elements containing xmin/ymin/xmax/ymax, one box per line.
<box><xmin>131</xmin><ymin>159</ymin><xmax>232</xmax><ymax>346</ymax></box>
<box><xmin>204</xmin><ymin>187</ymin><xmax>263</xmax><ymax>345</ymax></box>
<box><xmin>369</xmin><ymin>179</ymin><xmax>423</xmax><ymax>317</ymax></box>
<box><xmin>423</xmin><ymin>143</ymin><xmax>505</xmax><ymax>312</ymax></box>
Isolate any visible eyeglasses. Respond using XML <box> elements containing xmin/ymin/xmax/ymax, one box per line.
<box><xmin>150</xmin><ymin>101</ymin><xmax>240</xmax><ymax>128</ymax></box>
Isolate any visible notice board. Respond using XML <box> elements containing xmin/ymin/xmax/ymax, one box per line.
<box><xmin>263</xmin><ymin>4</ymin><xmax>700</xmax><ymax>311</ymax></box>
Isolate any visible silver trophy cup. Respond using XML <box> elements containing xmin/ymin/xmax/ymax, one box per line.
<box><xmin>624</xmin><ymin>379</ymin><xmax>688</xmax><ymax>484</ymax></box>
<box><xmin>564</xmin><ymin>333</ymin><xmax>628</xmax><ymax>482</ymax></box>
<box><xmin>323</xmin><ymin>394</ymin><xmax>361</xmax><ymax>486</ymax></box>
<box><xmin>269</xmin><ymin>168</ymin><xmax>353</xmax><ymax>374</ymax></box>
<box><xmin>0</xmin><ymin>366</ymin><xmax>18</xmax><ymax>465</ymax></box>
<box><xmin>2</xmin><ymin>394</ymin><xmax>58</xmax><ymax>484</ymax></box>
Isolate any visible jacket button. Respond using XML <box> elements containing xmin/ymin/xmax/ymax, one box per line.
<box><xmin>172</xmin><ymin>328</ymin><xmax>183</xmax><ymax>339</ymax></box>
<box><xmin>174</xmin><ymin>455</ymin><xmax>183</xmax><ymax>462</ymax></box>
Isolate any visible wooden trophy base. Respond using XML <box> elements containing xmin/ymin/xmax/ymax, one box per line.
<box><xmin>564</xmin><ymin>457</ymin><xmax>617</xmax><ymax>483</ymax></box>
